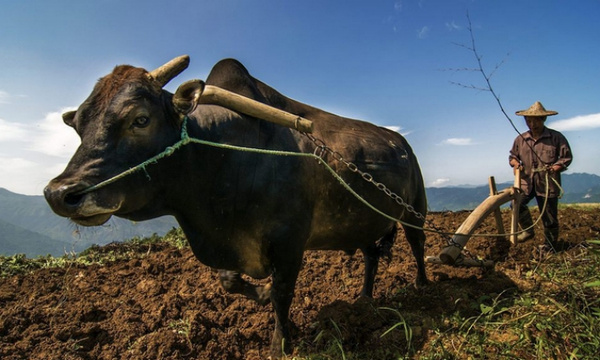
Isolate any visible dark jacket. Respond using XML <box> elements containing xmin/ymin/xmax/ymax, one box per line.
<box><xmin>509</xmin><ymin>127</ymin><xmax>573</xmax><ymax>197</ymax></box>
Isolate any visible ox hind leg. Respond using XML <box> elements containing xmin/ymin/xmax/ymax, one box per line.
<box><xmin>218</xmin><ymin>270</ymin><xmax>271</xmax><ymax>305</ymax></box>
<box><xmin>269</xmin><ymin>250</ymin><xmax>304</xmax><ymax>357</ymax></box>
<box><xmin>401</xmin><ymin>217</ymin><xmax>428</xmax><ymax>288</ymax></box>
<box><xmin>360</xmin><ymin>225</ymin><xmax>396</xmax><ymax>297</ymax></box>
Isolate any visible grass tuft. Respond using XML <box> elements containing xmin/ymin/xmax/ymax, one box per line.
<box><xmin>0</xmin><ymin>227</ymin><xmax>188</xmax><ymax>278</ymax></box>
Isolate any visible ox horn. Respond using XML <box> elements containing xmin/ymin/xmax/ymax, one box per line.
<box><xmin>148</xmin><ymin>55</ymin><xmax>190</xmax><ymax>87</ymax></box>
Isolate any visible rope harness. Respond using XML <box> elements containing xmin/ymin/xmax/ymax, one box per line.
<box><xmin>75</xmin><ymin>116</ymin><xmax>438</xmax><ymax>231</ymax></box>
<box><xmin>75</xmin><ymin>115</ymin><xmax>556</xmax><ymax>241</ymax></box>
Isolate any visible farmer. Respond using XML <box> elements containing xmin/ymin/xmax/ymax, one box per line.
<box><xmin>509</xmin><ymin>101</ymin><xmax>573</xmax><ymax>249</ymax></box>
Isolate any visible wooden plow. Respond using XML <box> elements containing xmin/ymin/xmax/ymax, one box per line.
<box><xmin>425</xmin><ymin>170</ymin><xmax>522</xmax><ymax>268</ymax></box>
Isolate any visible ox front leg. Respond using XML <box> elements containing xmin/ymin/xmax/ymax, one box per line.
<box><xmin>218</xmin><ymin>270</ymin><xmax>271</xmax><ymax>305</ymax></box>
<box><xmin>269</xmin><ymin>256</ymin><xmax>303</xmax><ymax>358</ymax></box>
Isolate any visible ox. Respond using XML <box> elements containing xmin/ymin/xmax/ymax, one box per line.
<box><xmin>44</xmin><ymin>55</ymin><xmax>428</xmax><ymax>357</ymax></box>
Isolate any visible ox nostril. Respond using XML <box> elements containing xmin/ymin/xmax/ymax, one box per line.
<box><xmin>45</xmin><ymin>183</ymin><xmax>87</xmax><ymax>216</ymax></box>
<box><xmin>64</xmin><ymin>192</ymin><xmax>85</xmax><ymax>207</ymax></box>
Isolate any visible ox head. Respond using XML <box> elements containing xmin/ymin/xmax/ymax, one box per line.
<box><xmin>44</xmin><ymin>55</ymin><xmax>192</xmax><ymax>226</ymax></box>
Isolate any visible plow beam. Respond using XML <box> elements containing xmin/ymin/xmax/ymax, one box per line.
<box><xmin>438</xmin><ymin>187</ymin><xmax>518</xmax><ymax>265</ymax></box>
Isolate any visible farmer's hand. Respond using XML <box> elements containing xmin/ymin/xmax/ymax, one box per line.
<box><xmin>550</xmin><ymin>164</ymin><xmax>563</xmax><ymax>173</ymax></box>
<box><xmin>510</xmin><ymin>159</ymin><xmax>523</xmax><ymax>173</ymax></box>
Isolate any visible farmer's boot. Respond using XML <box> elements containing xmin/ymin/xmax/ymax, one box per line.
<box><xmin>517</xmin><ymin>209</ymin><xmax>535</xmax><ymax>242</ymax></box>
<box><xmin>544</xmin><ymin>227</ymin><xmax>561</xmax><ymax>251</ymax></box>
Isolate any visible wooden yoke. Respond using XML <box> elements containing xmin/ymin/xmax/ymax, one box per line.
<box><xmin>199</xmin><ymin>84</ymin><xmax>314</xmax><ymax>133</ymax></box>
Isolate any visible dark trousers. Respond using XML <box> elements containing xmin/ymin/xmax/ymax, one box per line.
<box><xmin>519</xmin><ymin>190</ymin><xmax>559</xmax><ymax>231</ymax></box>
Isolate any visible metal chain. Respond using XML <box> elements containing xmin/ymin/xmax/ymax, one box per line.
<box><xmin>303</xmin><ymin>132</ymin><xmax>426</xmax><ymax>223</ymax></box>
<box><xmin>303</xmin><ymin>132</ymin><xmax>491</xmax><ymax>264</ymax></box>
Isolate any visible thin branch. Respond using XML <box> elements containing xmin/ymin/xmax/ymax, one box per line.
<box><xmin>459</xmin><ymin>12</ymin><xmax>520</xmax><ymax>135</ymax></box>
<box><xmin>457</xmin><ymin>12</ymin><xmax>544</xmax><ymax>165</ymax></box>
<box><xmin>488</xmin><ymin>54</ymin><xmax>510</xmax><ymax>79</ymax></box>
<box><xmin>449</xmin><ymin>81</ymin><xmax>490</xmax><ymax>92</ymax></box>
<box><xmin>450</xmin><ymin>41</ymin><xmax>474</xmax><ymax>52</ymax></box>
<box><xmin>443</xmin><ymin>67</ymin><xmax>481</xmax><ymax>73</ymax></box>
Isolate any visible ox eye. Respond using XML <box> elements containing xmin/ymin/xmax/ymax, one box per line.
<box><xmin>132</xmin><ymin>116</ymin><xmax>150</xmax><ymax>128</ymax></box>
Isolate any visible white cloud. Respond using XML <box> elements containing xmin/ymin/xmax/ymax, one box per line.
<box><xmin>394</xmin><ymin>1</ymin><xmax>402</xmax><ymax>11</ymax></box>
<box><xmin>0</xmin><ymin>118</ymin><xmax>28</xmax><ymax>141</ymax></box>
<box><xmin>0</xmin><ymin>156</ymin><xmax>36</xmax><ymax>171</ymax></box>
<box><xmin>383</xmin><ymin>125</ymin><xmax>412</xmax><ymax>137</ymax></box>
<box><xmin>430</xmin><ymin>178</ymin><xmax>450</xmax><ymax>187</ymax></box>
<box><xmin>547</xmin><ymin>113</ymin><xmax>600</xmax><ymax>132</ymax></box>
<box><xmin>0</xmin><ymin>90</ymin><xmax>9</xmax><ymax>104</ymax></box>
<box><xmin>27</xmin><ymin>108</ymin><xmax>80</xmax><ymax>157</ymax></box>
<box><xmin>440</xmin><ymin>137</ymin><xmax>476</xmax><ymax>146</ymax></box>
<box><xmin>1</xmin><ymin>109</ymin><xmax>78</xmax><ymax>154</ymax></box>
<box><xmin>0</xmin><ymin>90</ymin><xmax>26</xmax><ymax>105</ymax></box>
<box><xmin>417</xmin><ymin>26</ymin><xmax>430</xmax><ymax>39</ymax></box>
<box><xmin>0</xmin><ymin>156</ymin><xmax>52</xmax><ymax>195</ymax></box>
<box><xmin>445</xmin><ymin>21</ymin><xmax>461</xmax><ymax>31</ymax></box>
<box><xmin>0</xmin><ymin>108</ymin><xmax>79</xmax><ymax>195</ymax></box>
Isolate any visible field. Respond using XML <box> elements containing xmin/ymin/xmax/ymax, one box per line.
<box><xmin>1</xmin><ymin>206</ymin><xmax>599</xmax><ymax>359</ymax></box>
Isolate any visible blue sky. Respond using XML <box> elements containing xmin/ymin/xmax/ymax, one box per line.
<box><xmin>1</xmin><ymin>0</ymin><xmax>599</xmax><ymax>195</ymax></box>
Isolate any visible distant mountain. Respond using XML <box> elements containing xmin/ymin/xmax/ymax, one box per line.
<box><xmin>426</xmin><ymin>173</ymin><xmax>600</xmax><ymax>211</ymax></box>
<box><xmin>0</xmin><ymin>218</ymin><xmax>74</xmax><ymax>257</ymax></box>
<box><xmin>0</xmin><ymin>188</ymin><xmax>177</xmax><ymax>257</ymax></box>
<box><xmin>1</xmin><ymin>173</ymin><xmax>598</xmax><ymax>257</ymax></box>
<box><xmin>560</xmin><ymin>173</ymin><xmax>600</xmax><ymax>203</ymax></box>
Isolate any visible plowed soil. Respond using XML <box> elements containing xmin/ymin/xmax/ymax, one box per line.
<box><xmin>1</xmin><ymin>208</ymin><xmax>599</xmax><ymax>359</ymax></box>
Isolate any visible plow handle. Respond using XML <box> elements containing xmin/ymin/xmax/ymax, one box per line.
<box><xmin>510</xmin><ymin>168</ymin><xmax>522</xmax><ymax>244</ymax></box>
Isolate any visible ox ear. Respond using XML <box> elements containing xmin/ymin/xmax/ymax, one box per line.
<box><xmin>148</xmin><ymin>55</ymin><xmax>190</xmax><ymax>88</ymax></box>
<box><xmin>173</xmin><ymin>79</ymin><xmax>205</xmax><ymax>115</ymax></box>
<box><xmin>62</xmin><ymin>111</ymin><xmax>76</xmax><ymax>128</ymax></box>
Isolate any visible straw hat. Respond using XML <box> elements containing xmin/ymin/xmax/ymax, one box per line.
<box><xmin>515</xmin><ymin>101</ymin><xmax>558</xmax><ymax>117</ymax></box>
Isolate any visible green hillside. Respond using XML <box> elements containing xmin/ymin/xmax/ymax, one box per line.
<box><xmin>0</xmin><ymin>218</ymin><xmax>76</xmax><ymax>257</ymax></box>
<box><xmin>0</xmin><ymin>188</ymin><xmax>177</xmax><ymax>257</ymax></box>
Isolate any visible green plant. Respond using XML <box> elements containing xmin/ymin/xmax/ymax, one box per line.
<box><xmin>585</xmin><ymin>240</ymin><xmax>600</xmax><ymax>288</ymax></box>
<box><xmin>168</xmin><ymin>318</ymin><xmax>193</xmax><ymax>352</ymax></box>
<box><xmin>0</xmin><ymin>228</ymin><xmax>188</xmax><ymax>279</ymax></box>
<box><xmin>314</xmin><ymin>319</ymin><xmax>347</xmax><ymax>360</ymax></box>
<box><xmin>169</xmin><ymin>318</ymin><xmax>192</xmax><ymax>337</ymax></box>
<box><xmin>379</xmin><ymin>307</ymin><xmax>414</xmax><ymax>356</ymax></box>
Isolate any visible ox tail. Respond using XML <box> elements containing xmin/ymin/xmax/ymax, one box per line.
<box><xmin>377</xmin><ymin>224</ymin><xmax>398</xmax><ymax>264</ymax></box>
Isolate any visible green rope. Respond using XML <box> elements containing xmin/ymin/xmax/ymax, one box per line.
<box><xmin>75</xmin><ymin>116</ymin><xmax>430</xmax><ymax>230</ymax></box>
<box><xmin>75</xmin><ymin>116</ymin><xmax>542</xmax><ymax>238</ymax></box>
<box><xmin>74</xmin><ymin>117</ymin><xmax>315</xmax><ymax>194</ymax></box>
